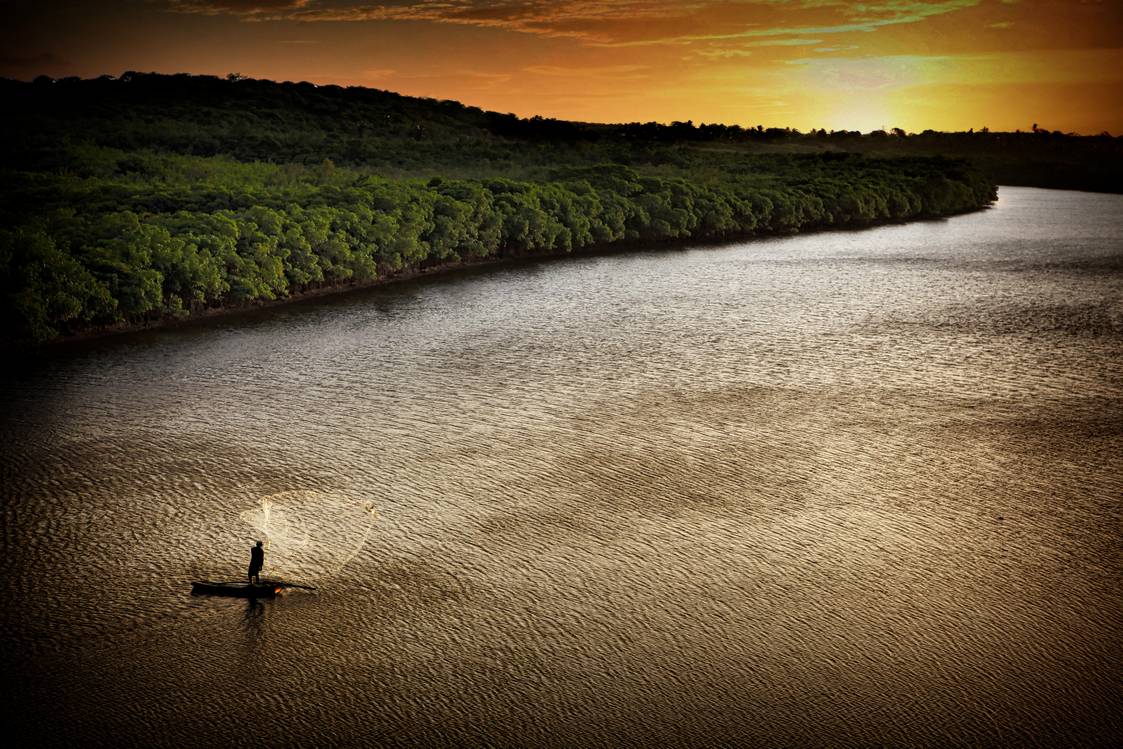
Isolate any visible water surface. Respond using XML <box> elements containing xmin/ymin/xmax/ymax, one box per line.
<box><xmin>2</xmin><ymin>187</ymin><xmax>1121</xmax><ymax>746</ymax></box>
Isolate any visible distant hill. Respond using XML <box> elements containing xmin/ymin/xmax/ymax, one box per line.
<box><xmin>3</xmin><ymin>72</ymin><xmax>1119</xmax><ymax>190</ymax></box>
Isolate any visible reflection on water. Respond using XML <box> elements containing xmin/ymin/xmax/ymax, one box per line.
<box><xmin>242</xmin><ymin>599</ymin><xmax>266</xmax><ymax>652</ymax></box>
<box><xmin>1</xmin><ymin>187</ymin><xmax>1121</xmax><ymax>746</ymax></box>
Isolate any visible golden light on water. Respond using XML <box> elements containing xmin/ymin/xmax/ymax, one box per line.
<box><xmin>3</xmin><ymin>2</ymin><xmax>1121</xmax><ymax>132</ymax></box>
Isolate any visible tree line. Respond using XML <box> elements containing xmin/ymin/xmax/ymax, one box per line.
<box><xmin>5</xmin><ymin>72</ymin><xmax>1117</xmax><ymax>190</ymax></box>
<box><xmin>2</xmin><ymin>156</ymin><xmax>994</xmax><ymax>343</ymax></box>
<box><xmin>1</xmin><ymin>74</ymin><xmax>997</xmax><ymax>343</ymax></box>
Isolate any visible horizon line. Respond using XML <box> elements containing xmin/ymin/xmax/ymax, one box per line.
<box><xmin>7</xmin><ymin>69</ymin><xmax>1118</xmax><ymax>139</ymax></box>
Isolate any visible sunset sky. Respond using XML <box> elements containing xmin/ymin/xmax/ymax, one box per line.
<box><xmin>4</xmin><ymin>1</ymin><xmax>1122</xmax><ymax>133</ymax></box>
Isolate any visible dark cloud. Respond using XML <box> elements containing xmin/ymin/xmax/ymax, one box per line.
<box><xmin>159</xmin><ymin>2</ymin><xmax>991</xmax><ymax>47</ymax></box>
<box><xmin>168</xmin><ymin>0</ymin><xmax>315</xmax><ymax>14</ymax></box>
<box><xmin>163</xmin><ymin>1</ymin><xmax>705</xmax><ymax>42</ymax></box>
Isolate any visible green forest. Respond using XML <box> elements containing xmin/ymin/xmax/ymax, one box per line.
<box><xmin>13</xmin><ymin>72</ymin><xmax>1107</xmax><ymax>344</ymax></box>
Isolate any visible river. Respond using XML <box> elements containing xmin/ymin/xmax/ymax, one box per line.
<box><xmin>1</xmin><ymin>186</ymin><xmax>1120</xmax><ymax>747</ymax></box>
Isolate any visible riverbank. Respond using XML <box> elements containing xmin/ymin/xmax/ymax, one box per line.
<box><xmin>32</xmin><ymin>198</ymin><xmax>997</xmax><ymax>347</ymax></box>
<box><xmin>2</xmin><ymin>158</ymin><xmax>996</xmax><ymax>345</ymax></box>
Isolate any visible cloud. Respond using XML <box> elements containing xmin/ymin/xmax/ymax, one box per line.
<box><xmin>744</xmin><ymin>37</ymin><xmax>822</xmax><ymax>47</ymax></box>
<box><xmin>782</xmin><ymin>52</ymin><xmax>969</xmax><ymax>98</ymax></box>
<box><xmin>165</xmin><ymin>1</ymin><xmax>703</xmax><ymax>43</ymax></box>
<box><xmin>597</xmin><ymin>1</ymin><xmax>982</xmax><ymax>48</ymax></box>
<box><xmin>523</xmin><ymin>63</ymin><xmax>650</xmax><ymax>78</ymax></box>
<box><xmin>163</xmin><ymin>1</ymin><xmax>983</xmax><ymax>49</ymax></box>
<box><xmin>169</xmin><ymin>0</ymin><xmax>313</xmax><ymax>15</ymax></box>
<box><xmin>694</xmin><ymin>47</ymin><xmax>754</xmax><ymax>59</ymax></box>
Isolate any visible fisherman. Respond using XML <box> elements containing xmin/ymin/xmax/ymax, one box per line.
<box><xmin>248</xmin><ymin>540</ymin><xmax>265</xmax><ymax>584</ymax></box>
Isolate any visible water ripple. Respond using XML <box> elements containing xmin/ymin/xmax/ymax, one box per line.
<box><xmin>1</xmin><ymin>187</ymin><xmax>1121</xmax><ymax>747</ymax></box>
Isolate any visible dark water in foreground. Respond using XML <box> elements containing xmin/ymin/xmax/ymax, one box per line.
<box><xmin>2</xmin><ymin>187</ymin><xmax>1121</xmax><ymax>747</ymax></box>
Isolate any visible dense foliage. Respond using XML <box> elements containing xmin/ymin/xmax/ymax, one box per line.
<box><xmin>1</xmin><ymin>73</ymin><xmax>1001</xmax><ymax>343</ymax></box>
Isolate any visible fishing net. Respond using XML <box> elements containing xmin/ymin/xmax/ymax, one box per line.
<box><xmin>239</xmin><ymin>490</ymin><xmax>378</xmax><ymax>583</ymax></box>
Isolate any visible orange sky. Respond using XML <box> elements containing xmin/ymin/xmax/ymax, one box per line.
<box><xmin>4</xmin><ymin>1</ymin><xmax>1122</xmax><ymax>133</ymax></box>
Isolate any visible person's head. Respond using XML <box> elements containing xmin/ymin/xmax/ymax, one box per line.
<box><xmin>256</xmin><ymin>540</ymin><xmax>263</xmax><ymax>547</ymax></box>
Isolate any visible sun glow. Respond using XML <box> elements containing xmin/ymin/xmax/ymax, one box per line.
<box><xmin>818</xmin><ymin>100</ymin><xmax>898</xmax><ymax>134</ymax></box>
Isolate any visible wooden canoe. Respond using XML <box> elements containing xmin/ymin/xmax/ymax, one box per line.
<box><xmin>191</xmin><ymin>580</ymin><xmax>284</xmax><ymax>598</ymax></box>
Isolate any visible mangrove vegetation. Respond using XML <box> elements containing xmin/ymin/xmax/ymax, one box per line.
<box><xmin>0</xmin><ymin>73</ymin><xmax>1036</xmax><ymax>343</ymax></box>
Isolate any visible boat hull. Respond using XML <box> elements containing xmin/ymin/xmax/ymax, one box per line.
<box><xmin>191</xmin><ymin>581</ymin><xmax>283</xmax><ymax>598</ymax></box>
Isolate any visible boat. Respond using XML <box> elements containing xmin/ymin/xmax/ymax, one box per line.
<box><xmin>191</xmin><ymin>580</ymin><xmax>285</xmax><ymax>598</ymax></box>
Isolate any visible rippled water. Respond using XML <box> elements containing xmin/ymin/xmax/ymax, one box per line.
<box><xmin>2</xmin><ymin>187</ymin><xmax>1121</xmax><ymax>747</ymax></box>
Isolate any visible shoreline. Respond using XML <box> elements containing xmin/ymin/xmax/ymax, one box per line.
<box><xmin>34</xmin><ymin>201</ymin><xmax>994</xmax><ymax>348</ymax></box>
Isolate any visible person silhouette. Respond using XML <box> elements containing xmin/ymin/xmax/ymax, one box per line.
<box><xmin>248</xmin><ymin>540</ymin><xmax>265</xmax><ymax>584</ymax></box>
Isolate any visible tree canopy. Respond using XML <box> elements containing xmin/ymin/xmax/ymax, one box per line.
<box><xmin>1</xmin><ymin>73</ymin><xmax>1008</xmax><ymax>344</ymax></box>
